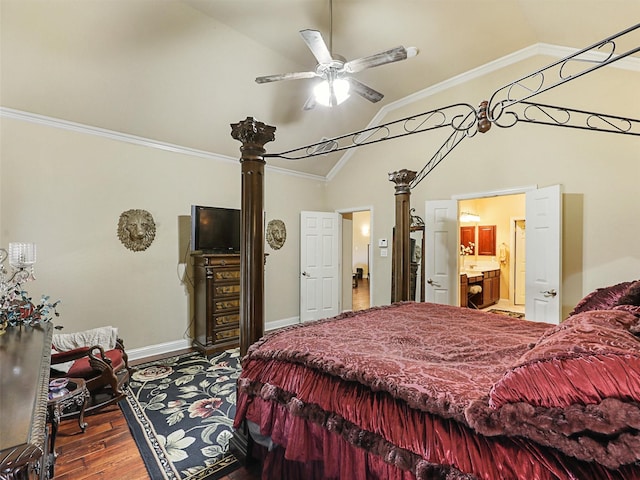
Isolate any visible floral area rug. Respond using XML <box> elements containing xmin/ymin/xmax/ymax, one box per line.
<box><xmin>120</xmin><ymin>349</ymin><xmax>241</xmax><ymax>480</ymax></box>
<box><xmin>488</xmin><ymin>308</ymin><xmax>525</xmax><ymax>319</ymax></box>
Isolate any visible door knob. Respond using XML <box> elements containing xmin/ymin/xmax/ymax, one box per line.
<box><xmin>302</xmin><ymin>271</ymin><xmax>310</xmax><ymax>277</ymax></box>
<box><xmin>541</xmin><ymin>289</ymin><xmax>557</xmax><ymax>297</ymax></box>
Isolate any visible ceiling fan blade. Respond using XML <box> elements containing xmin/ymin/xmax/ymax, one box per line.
<box><xmin>344</xmin><ymin>46</ymin><xmax>409</xmax><ymax>74</ymax></box>
<box><xmin>255</xmin><ymin>71</ymin><xmax>318</xmax><ymax>84</ymax></box>
<box><xmin>300</xmin><ymin>29</ymin><xmax>333</xmax><ymax>65</ymax></box>
<box><xmin>348</xmin><ymin>78</ymin><xmax>384</xmax><ymax>103</ymax></box>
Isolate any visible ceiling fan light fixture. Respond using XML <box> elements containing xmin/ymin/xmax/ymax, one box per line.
<box><xmin>314</xmin><ymin>78</ymin><xmax>350</xmax><ymax>107</ymax></box>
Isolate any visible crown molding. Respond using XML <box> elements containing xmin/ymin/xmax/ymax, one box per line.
<box><xmin>0</xmin><ymin>107</ymin><xmax>327</xmax><ymax>183</ymax></box>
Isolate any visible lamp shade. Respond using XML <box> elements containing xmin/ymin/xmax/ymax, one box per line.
<box><xmin>8</xmin><ymin>243</ymin><xmax>36</xmax><ymax>268</ymax></box>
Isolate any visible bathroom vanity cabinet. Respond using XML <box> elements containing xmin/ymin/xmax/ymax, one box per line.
<box><xmin>482</xmin><ymin>269</ymin><xmax>500</xmax><ymax>306</ymax></box>
<box><xmin>460</xmin><ymin>269</ymin><xmax>500</xmax><ymax>309</ymax></box>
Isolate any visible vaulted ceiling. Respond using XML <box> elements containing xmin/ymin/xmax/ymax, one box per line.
<box><xmin>2</xmin><ymin>0</ymin><xmax>638</xmax><ymax>176</ymax></box>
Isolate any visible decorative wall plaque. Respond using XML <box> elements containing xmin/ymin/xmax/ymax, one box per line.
<box><xmin>266</xmin><ymin>219</ymin><xmax>286</xmax><ymax>250</ymax></box>
<box><xmin>117</xmin><ymin>209</ymin><xmax>156</xmax><ymax>252</ymax></box>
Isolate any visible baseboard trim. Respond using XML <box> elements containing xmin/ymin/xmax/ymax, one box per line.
<box><xmin>265</xmin><ymin>316</ymin><xmax>299</xmax><ymax>331</ymax></box>
<box><xmin>129</xmin><ymin>317</ymin><xmax>300</xmax><ymax>361</ymax></box>
<box><xmin>127</xmin><ymin>338</ymin><xmax>192</xmax><ymax>362</ymax></box>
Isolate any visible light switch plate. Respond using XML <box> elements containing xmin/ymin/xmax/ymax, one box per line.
<box><xmin>380</xmin><ymin>248</ymin><xmax>388</xmax><ymax>257</ymax></box>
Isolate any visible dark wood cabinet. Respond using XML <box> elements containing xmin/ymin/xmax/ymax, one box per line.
<box><xmin>482</xmin><ymin>269</ymin><xmax>500</xmax><ymax>307</ymax></box>
<box><xmin>1</xmin><ymin>324</ymin><xmax>52</xmax><ymax>480</ymax></box>
<box><xmin>461</xmin><ymin>269</ymin><xmax>500</xmax><ymax>309</ymax></box>
<box><xmin>460</xmin><ymin>226</ymin><xmax>476</xmax><ymax>254</ymax></box>
<box><xmin>477</xmin><ymin>225</ymin><xmax>496</xmax><ymax>256</ymax></box>
<box><xmin>460</xmin><ymin>273</ymin><xmax>468</xmax><ymax>308</ymax></box>
<box><xmin>192</xmin><ymin>253</ymin><xmax>240</xmax><ymax>355</ymax></box>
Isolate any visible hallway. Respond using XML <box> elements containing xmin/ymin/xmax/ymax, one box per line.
<box><xmin>353</xmin><ymin>278</ymin><xmax>370</xmax><ymax>311</ymax></box>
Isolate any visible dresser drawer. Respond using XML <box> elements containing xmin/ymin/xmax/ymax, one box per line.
<box><xmin>214</xmin><ymin>269</ymin><xmax>240</xmax><ymax>281</ymax></box>
<box><xmin>214</xmin><ymin>297</ymin><xmax>240</xmax><ymax>312</ymax></box>
<box><xmin>199</xmin><ymin>255</ymin><xmax>240</xmax><ymax>268</ymax></box>
<box><xmin>212</xmin><ymin>283</ymin><xmax>241</xmax><ymax>297</ymax></box>
<box><xmin>215</xmin><ymin>328</ymin><xmax>239</xmax><ymax>343</ymax></box>
<box><xmin>214</xmin><ymin>313</ymin><xmax>239</xmax><ymax>328</ymax></box>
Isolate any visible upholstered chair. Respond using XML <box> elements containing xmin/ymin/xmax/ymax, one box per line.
<box><xmin>50</xmin><ymin>327</ymin><xmax>131</xmax><ymax>415</ymax></box>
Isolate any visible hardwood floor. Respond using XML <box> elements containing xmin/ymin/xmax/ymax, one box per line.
<box><xmin>53</xmin><ymin>405</ymin><xmax>148</xmax><ymax>480</ymax></box>
<box><xmin>352</xmin><ymin>277</ymin><xmax>370</xmax><ymax>311</ymax></box>
<box><xmin>53</xmin><ymin>377</ymin><xmax>260</xmax><ymax>480</ymax></box>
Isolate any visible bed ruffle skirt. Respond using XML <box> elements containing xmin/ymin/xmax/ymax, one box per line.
<box><xmin>242</xmin><ymin>398</ymin><xmax>472</xmax><ymax>480</ymax></box>
<box><xmin>236</xmin><ymin>381</ymin><xmax>640</xmax><ymax>480</ymax></box>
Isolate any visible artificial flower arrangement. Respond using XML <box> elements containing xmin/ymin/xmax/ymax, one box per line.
<box><xmin>0</xmin><ymin>280</ymin><xmax>60</xmax><ymax>335</ymax></box>
<box><xmin>460</xmin><ymin>242</ymin><xmax>475</xmax><ymax>256</ymax></box>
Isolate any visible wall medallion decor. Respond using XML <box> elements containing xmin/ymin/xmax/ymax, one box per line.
<box><xmin>117</xmin><ymin>209</ymin><xmax>156</xmax><ymax>252</ymax></box>
<box><xmin>266</xmin><ymin>219</ymin><xmax>286</xmax><ymax>250</ymax></box>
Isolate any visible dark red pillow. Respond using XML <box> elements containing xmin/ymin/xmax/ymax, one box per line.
<box><xmin>489</xmin><ymin>309</ymin><xmax>640</xmax><ymax>409</ymax></box>
<box><xmin>617</xmin><ymin>281</ymin><xmax>640</xmax><ymax>306</ymax></box>
<box><xmin>569</xmin><ymin>281</ymin><xmax>634</xmax><ymax>316</ymax></box>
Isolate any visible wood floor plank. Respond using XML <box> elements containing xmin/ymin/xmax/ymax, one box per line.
<box><xmin>54</xmin><ymin>405</ymin><xmax>149</xmax><ymax>480</ymax></box>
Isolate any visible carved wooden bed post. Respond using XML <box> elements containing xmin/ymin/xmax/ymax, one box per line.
<box><xmin>231</xmin><ymin>117</ymin><xmax>276</xmax><ymax>356</ymax></box>
<box><xmin>389</xmin><ymin>169</ymin><xmax>416</xmax><ymax>302</ymax></box>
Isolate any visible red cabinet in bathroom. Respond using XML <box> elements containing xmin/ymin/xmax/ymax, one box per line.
<box><xmin>477</xmin><ymin>225</ymin><xmax>496</xmax><ymax>256</ymax></box>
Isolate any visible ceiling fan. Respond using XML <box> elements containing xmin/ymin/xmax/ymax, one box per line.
<box><xmin>255</xmin><ymin>28</ymin><xmax>418</xmax><ymax>110</ymax></box>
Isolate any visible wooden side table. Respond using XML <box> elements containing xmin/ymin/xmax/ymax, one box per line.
<box><xmin>47</xmin><ymin>378</ymin><xmax>89</xmax><ymax>477</ymax></box>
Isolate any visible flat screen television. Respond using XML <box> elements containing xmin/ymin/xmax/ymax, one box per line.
<box><xmin>190</xmin><ymin>205</ymin><xmax>241</xmax><ymax>253</ymax></box>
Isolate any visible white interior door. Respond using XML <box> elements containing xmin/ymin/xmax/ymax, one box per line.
<box><xmin>425</xmin><ymin>200</ymin><xmax>458</xmax><ymax>305</ymax></box>
<box><xmin>525</xmin><ymin>185</ymin><xmax>562</xmax><ymax>323</ymax></box>
<box><xmin>300</xmin><ymin>211</ymin><xmax>341</xmax><ymax>322</ymax></box>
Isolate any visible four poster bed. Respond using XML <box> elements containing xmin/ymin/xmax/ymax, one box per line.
<box><xmin>228</xmin><ymin>24</ymin><xmax>640</xmax><ymax>480</ymax></box>
<box><xmin>234</xmin><ymin>298</ymin><xmax>640</xmax><ymax>479</ymax></box>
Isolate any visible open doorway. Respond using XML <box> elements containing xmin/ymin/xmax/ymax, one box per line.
<box><xmin>426</xmin><ymin>185</ymin><xmax>561</xmax><ymax>323</ymax></box>
<box><xmin>341</xmin><ymin>210</ymin><xmax>371</xmax><ymax>312</ymax></box>
<box><xmin>352</xmin><ymin>211</ymin><xmax>371</xmax><ymax>311</ymax></box>
<box><xmin>458</xmin><ymin>194</ymin><xmax>525</xmax><ymax>314</ymax></box>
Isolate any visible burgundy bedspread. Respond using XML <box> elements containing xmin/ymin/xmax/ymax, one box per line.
<box><xmin>234</xmin><ymin>302</ymin><xmax>640</xmax><ymax>479</ymax></box>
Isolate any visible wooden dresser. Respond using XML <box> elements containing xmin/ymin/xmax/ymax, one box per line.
<box><xmin>0</xmin><ymin>323</ymin><xmax>52</xmax><ymax>480</ymax></box>
<box><xmin>192</xmin><ymin>253</ymin><xmax>241</xmax><ymax>355</ymax></box>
